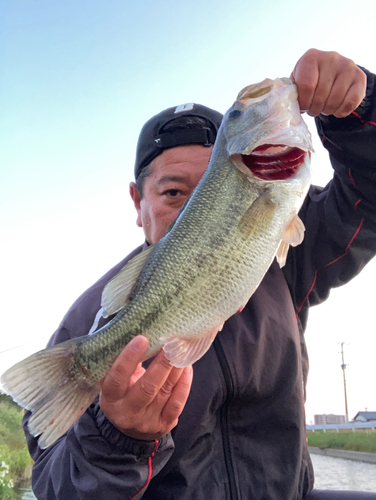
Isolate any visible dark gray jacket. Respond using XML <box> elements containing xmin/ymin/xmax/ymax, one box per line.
<box><xmin>24</xmin><ymin>68</ymin><xmax>376</xmax><ymax>500</ymax></box>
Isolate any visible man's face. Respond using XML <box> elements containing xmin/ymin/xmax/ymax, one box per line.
<box><xmin>130</xmin><ymin>144</ymin><xmax>213</xmax><ymax>244</ymax></box>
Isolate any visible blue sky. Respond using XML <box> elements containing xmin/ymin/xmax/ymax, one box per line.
<box><xmin>1</xmin><ymin>0</ymin><xmax>376</xmax><ymax>423</ymax></box>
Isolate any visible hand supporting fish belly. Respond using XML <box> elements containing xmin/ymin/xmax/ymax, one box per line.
<box><xmin>1</xmin><ymin>77</ymin><xmax>313</xmax><ymax>449</ymax></box>
<box><xmin>99</xmin><ymin>336</ymin><xmax>194</xmax><ymax>442</ymax></box>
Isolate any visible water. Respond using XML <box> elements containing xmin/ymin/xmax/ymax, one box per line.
<box><xmin>12</xmin><ymin>481</ymin><xmax>36</xmax><ymax>500</ymax></box>
<box><xmin>11</xmin><ymin>455</ymin><xmax>376</xmax><ymax>498</ymax></box>
<box><xmin>311</xmin><ymin>454</ymin><xmax>376</xmax><ymax>492</ymax></box>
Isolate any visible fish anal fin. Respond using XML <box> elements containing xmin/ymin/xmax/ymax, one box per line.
<box><xmin>101</xmin><ymin>243</ymin><xmax>158</xmax><ymax>318</ymax></box>
<box><xmin>276</xmin><ymin>215</ymin><xmax>305</xmax><ymax>268</ymax></box>
<box><xmin>160</xmin><ymin>324</ymin><xmax>223</xmax><ymax>368</ymax></box>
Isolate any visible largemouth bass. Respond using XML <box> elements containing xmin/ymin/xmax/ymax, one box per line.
<box><xmin>1</xmin><ymin>77</ymin><xmax>313</xmax><ymax>449</ymax></box>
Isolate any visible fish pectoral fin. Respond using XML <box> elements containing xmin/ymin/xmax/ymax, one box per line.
<box><xmin>101</xmin><ymin>243</ymin><xmax>158</xmax><ymax>318</ymax></box>
<box><xmin>276</xmin><ymin>215</ymin><xmax>305</xmax><ymax>268</ymax></box>
<box><xmin>283</xmin><ymin>215</ymin><xmax>305</xmax><ymax>247</ymax></box>
<box><xmin>238</xmin><ymin>190</ymin><xmax>278</xmax><ymax>238</ymax></box>
<box><xmin>160</xmin><ymin>324</ymin><xmax>223</xmax><ymax>368</ymax></box>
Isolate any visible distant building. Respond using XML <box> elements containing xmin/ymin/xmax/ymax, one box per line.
<box><xmin>314</xmin><ymin>414</ymin><xmax>346</xmax><ymax>425</ymax></box>
<box><xmin>352</xmin><ymin>411</ymin><xmax>376</xmax><ymax>422</ymax></box>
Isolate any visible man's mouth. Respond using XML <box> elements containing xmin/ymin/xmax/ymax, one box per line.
<box><xmin>241</xmin><ymin>144</ymin><xmax>308</xmax><ymax>180</ymax></box>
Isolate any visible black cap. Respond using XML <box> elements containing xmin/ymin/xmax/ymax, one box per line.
<box><xmin>134</xmin><ymin>103</ymin><xmax>223</xmax><ymax>179</ymax></box>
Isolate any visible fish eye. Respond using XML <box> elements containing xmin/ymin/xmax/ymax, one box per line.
<box><xmin>229</xmin><ymin>109</ymin><xmax>241</xmax><ymax>120</ymax></box>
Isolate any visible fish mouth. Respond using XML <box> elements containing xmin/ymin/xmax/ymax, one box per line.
<box><xmin>241</xmin><ymin>144</ymin><xmax>308</xmax><ymax>181</ymax></box>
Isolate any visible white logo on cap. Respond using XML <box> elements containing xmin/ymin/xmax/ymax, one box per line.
<box><xmin>174</xmin><ymin>103</ymin><xmax>194</xmax><ymax>113</ymax></box>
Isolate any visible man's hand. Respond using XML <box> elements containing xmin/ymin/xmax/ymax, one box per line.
<box><xmin>290</xmin><ymin>48</ymin><xmax>367</xmax><ymax>118</ymax></box>
<box><xmin>99</xmin><ymin>336</ymin><xmax>193</xmax><ymax>441</ymax></box>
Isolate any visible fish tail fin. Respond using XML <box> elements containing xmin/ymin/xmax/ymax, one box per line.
<box><xmin>0</xmin><ymin>338</ymin><xmax>100</xmax><ymax>449</ymax></box>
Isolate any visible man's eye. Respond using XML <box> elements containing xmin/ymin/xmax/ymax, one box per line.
<box><xmin>165</xmin><ymin>189</ymin><xmax>180</xmax><ymax>197</ymax></box>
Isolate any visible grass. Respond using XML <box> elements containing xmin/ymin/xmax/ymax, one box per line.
<box><xmin>0</xmin><ymin>393</ymin><xmax>33</xmax><ymax>499</ymax></box>
<box><xmin>308</xmin><ymin>430</ymin><xmax>376</xmax><ymax>454</ymax></box>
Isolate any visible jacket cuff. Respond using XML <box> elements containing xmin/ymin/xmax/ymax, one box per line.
<box><xmin>355</xmin><ymin>66</ymin><xmax>376</xmax><ymax>119</ymax></box>
<box><xmin>93</xmin><ymin>403</ymin><xmax>165</xmax><ymax>456</ymax></box>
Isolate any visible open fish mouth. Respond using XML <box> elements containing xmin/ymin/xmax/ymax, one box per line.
<box><xmin>241</xmin><ymin>144</ymin><xmax>308</xmax><ymax>181</ymax></box>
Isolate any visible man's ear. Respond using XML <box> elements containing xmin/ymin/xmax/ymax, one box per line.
<box><xmin>129</xmin><ymin>182</ymin><xmax>143</xmax><ymax>228</ymax></box>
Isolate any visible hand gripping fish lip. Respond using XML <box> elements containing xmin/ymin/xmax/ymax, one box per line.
<box><xmin>239</xmin><ymin>144</ymin><xmax>309</xmax><ymax>181</ymax></box>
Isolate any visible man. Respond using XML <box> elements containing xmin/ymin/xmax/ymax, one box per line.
<box><xmin>24</xmin><ymin>49</ymin><xmax>376</xmax><ymax>499</ymax></box>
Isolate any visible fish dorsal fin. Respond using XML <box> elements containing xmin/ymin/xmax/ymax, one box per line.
<box><xmin>276</xmin><ymin>215</ymin><xmax>305</xmax><ymax>268</ymax></box>
<box><xmin>101</xmin><ymin>244</ymin><xmax>157</xmax><ymax>318</ymax></box>
<box><xmin>160</xmin><ymin>324</ymin><xmax>223</xmax><ymax>368</ymax></box>
<box><xmin>165</xmin><ymin>198</ymin><xmax>190</xmax><ymax>235</ymax></box>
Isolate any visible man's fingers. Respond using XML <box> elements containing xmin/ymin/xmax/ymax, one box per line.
<box><xmin>99</xmin><ymin>343</ymin><xmax>192</xmax><ymax>440</ymax></box>
<box><xmin>304</xmin><ymin>58</ymin><xmax>337</xmax><ymax>117</ymax></box>
<box><xmin>129</xmin><ymin>349</ymin><xmax>174</xmax><ymax>411</ymax></box>
<box><xmin>294</xmin><ymin>51</ymin><xmax>340</xmax><ymax>116</ymax></box>
<box><xmin>154</xmin><ymin>366</ymin><xmax>185</xmax><ymax>406</ymax></box>
<box><xmin>333</xmin><ymin>79</ymin><xmax>367</xmax><ymax>118</ymax></box>
<box><xmin>291</xmin><ymin>49</ymin><xmax>366</xmax><ymax>118</ymax></box>
<box><xmin>318</xmin><ymin>73</ymin><xmax>353</xmax><ymax>117</ymax></box>
<box><xmin>100</xmin><ymin>336</ymin><xmax>149</xmax><ymax>401</ymax></box>
<box><xmin>161</xmin><ymin>365</ymin><xmax>193</xmax><ymax>425</ymax></box>
<box><xmin>312</xmin><ymin>66</ymin><xmax>364</xmax><ymax>117</ymax></box>
<box><xmin>290</xmin><ymin>50</ymin><xmax>319</xmax><ymax>112</ymax></box>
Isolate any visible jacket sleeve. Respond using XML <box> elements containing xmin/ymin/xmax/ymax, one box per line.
<box><xmin>283</xmin><ymin>66</ymin><xmax>376</xmax><ymax>332</ymax></box>
<box><xmin>23</xmin><ymin>398</ymin><xmax>174</xmax><ymax>500</ymax></box>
